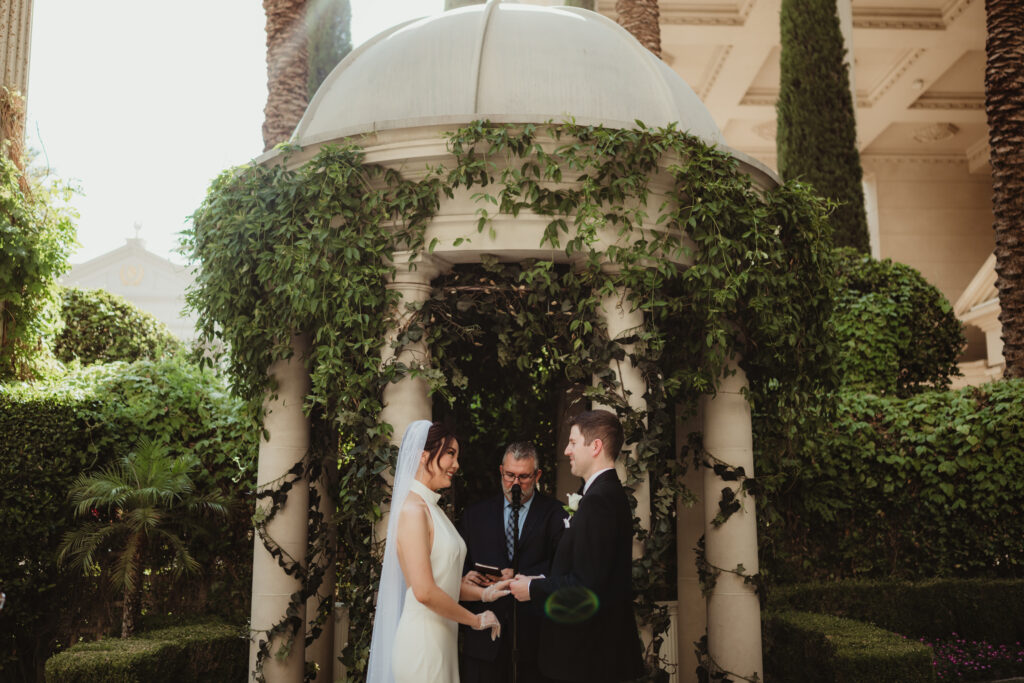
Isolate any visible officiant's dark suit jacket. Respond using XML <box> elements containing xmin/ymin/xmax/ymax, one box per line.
<box><xmin>459</xmin><ymin>492</ymin><xmax>567</xmax><ymax>683</ymax></box>
<box><xmin>528</xmin><ymin>470</ymin><xmax>645</xmax><ymax>683</ymax></box>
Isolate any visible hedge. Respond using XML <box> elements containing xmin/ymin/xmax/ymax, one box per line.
<box><xmin>44</xmin><ymin>622</ymin><xmax>245</xmax><ymax>683</ymax></box>
<box><xmin>770</xmin><ymin>579</ymin><xmax>1024</xmax><ymax>643</ymax></box>
<box><xmin>53</xmin><ymin>287</ymin><xmax>182</xmax><ymax>366</ymax></box>
<box><xmin>759</xmin><ymin>379</ymin><xmax>1024</xmax><ymax>580</ymax></box>
<box><xmin>765</xmin><ymin>610</ymin><xmax>936</xmax><ymax>683</ymax></box>
<box><xmin>0</xmin><ymin>357</ymin><xmax>255</xmax><ymax>681</ymax></box>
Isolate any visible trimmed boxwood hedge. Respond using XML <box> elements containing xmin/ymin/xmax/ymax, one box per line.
<box><xmin>765</xmin><ymin>610</ymin><xmax>936</xmax><ymax>683</ymax></box>
<box><xmin>43</xmin><ymin>622</ymin><xmax>245</xmax><ymax>683</ymax></box>
<box><xmin>771</xmin><ymin>579</ymin><xmax>1024</xmax><ymax>643</ymax></box>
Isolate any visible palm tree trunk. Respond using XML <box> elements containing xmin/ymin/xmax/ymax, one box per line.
<box><xmin>121</xmin><ymin>547</ymin><xmax>144</xmax><ymax>638</ymax></box>
<box><xmin>615</xmin><ymin>0</ymin><xmax>661</xmax><ymax>58</ymax></box>
<box><xmin>984</xmin><ymin>0</ymin><xmax>1024</xmax><ymax>377</ymax></box>
<box><xmin>262</xmin><ymin>0</ymin><xmax>310</xmax><ymax>151</ymax></box>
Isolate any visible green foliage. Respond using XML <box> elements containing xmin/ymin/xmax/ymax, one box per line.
<box><xmin>759</xmin><ymin>379</ymin><xmax>1024</xmax><ymax>581</ymax></box>
<box><xmin>777</xmin><ymin>0</ymin><xmax>869</xmax><ymax>253</ymax></box>
<box><xmin>0</xmin><ymin>357</ymin><xmax>254</xmax><ymax>680</ymax></box>
<box><xmin>765</xmin><ymin>610</ymin><xmax>936</xmax><ymax>683</ymax></box>
<box><xmin>307</xmin><ymin>0</ymin><xmax>352</xmax><ymax>99</ymax></box>
<box><xmin>58</xmin><ymin>438</ymin><xmax>230</xmax><ymax>637</ymax></box>
<box><xmin>771</xmin><ymin>579</ymin><xmax>1024</xmax><ymax>644</ymax></box>
<box><xmin>43</xmin><ymin>621</ymin><xmax>245</xmax><ymax>683</ymax></box>
<box><xmin>53</xmin><ymin>287</ymin><xmax>183</xmax><ymax>365</ymax></box>
<box><xmin>186</xmin><ymin>121</ymin><xmax>837</xmax><ymax>681</ymax></box>
<box><xmin>831</xmin><ymin>248</ymin><xmax>964</xmax><ymax>395</ymax></box>
<box><xmin>0</xmin><ymin>149</ymin><xmax>78</xmax><ymax>380</ymax></box>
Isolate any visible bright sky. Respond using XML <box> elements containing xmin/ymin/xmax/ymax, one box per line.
<box><xmin>26</xmin><ymin>0</ymin><xmax>445</xmax><ymax>266</ymax></box>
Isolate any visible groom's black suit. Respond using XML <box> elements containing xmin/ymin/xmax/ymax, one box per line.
<box><xmin>528</xmin><ymin>470</ymin><xmax>645</xmax><ymax>683</ymax></box>
<box><xmin>459</xmin><ymin>492</ymin><xmax>567</xmax><ymax>683</ymax></box>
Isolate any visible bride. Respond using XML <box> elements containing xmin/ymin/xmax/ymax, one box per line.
<box><xmin>367</xmin><ymin>420</ymin><xmax>510</xmax><ymax>683</ymax></box>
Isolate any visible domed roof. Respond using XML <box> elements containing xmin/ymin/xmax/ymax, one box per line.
<box><xmin>292</xmin><ymin>1</ymin><xmax>724</xmax><ymax>146</ymax></box>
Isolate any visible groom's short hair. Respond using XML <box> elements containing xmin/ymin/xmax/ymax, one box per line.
<box><xmin>570</xmin><ymin>410</ymin><xmax>624</xmax><ymax>461</ymax></box>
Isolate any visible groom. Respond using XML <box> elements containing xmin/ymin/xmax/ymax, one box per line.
<box><xmin>509</xmin><ymin>410</ymin><xmax>645</xmax><ymax>683</ymax></box>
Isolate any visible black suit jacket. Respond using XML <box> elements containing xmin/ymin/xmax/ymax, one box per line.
<box><xmin>529</xmin><ymin>470</ymin><xmax>645</xmax><ymax>683</ymax></box>
<box><xmin>459</xmin><ymin>492</ymin><xmax>567</xmax><ymax>665</ymax></box>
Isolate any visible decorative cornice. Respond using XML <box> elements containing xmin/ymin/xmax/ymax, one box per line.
<box><xmin>624</xmin><ymin>0</ymin><xmax>755</xmax><ymax>26</ymax></box>
<box><xmin>739</xmin><ymin>87</ymin><xmax>775</xmax><ymax>107</ymax></box>
<box><xmin>862</xmin><ymin>48</ymin><xmax>926</xmax><ymax>107</ymax></box>
<box><xmin>942</xmin><ymin>0</ymin><xmax>977</xmax><ymax>25</ymax></box>
<box><xmin>861</xmin><ymin>154</ymin><xmax>969</xmax><ymax>165</ymax></box>
<box><xmin>852</xmin><ymin>8</ymin><xmax>945</xmax><ymax>30</ymax></box>
<box><xmin>910</xmin><ymin>93</ymin><xmax>985</xmax><ymax>110</ymax></box>
<box><xmin>699</xmin><ymin>44</ymin><xmax>732</xmax><ymax>99</ymax></box>
<box><xmin>966</xmin><ymin>137</ymin><xmax>991</xmax><ymax>173</ymax></box>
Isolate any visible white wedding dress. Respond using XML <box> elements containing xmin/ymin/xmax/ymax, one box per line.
<box><xmin>391</xmin><ymin>479</ymin><xmax>467</xmax><ymax>683</ymax></box>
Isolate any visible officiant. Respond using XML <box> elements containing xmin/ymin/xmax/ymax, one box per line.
<box><xmin>459</xmin><ymin>441</ymin><xmax>568</xmax><ymax>683</ymax></box>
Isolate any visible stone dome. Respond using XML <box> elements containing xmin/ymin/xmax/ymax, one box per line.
<box><xmin>292</xmin><ymin>0</ymin><xmax>724</xmax><ymax>146</ymax></box>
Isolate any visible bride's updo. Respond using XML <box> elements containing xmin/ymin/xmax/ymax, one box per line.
<box><xmin>422</xmin><ymin>422</ymin><xmax>459</xmax><ymax>473</ymax></box>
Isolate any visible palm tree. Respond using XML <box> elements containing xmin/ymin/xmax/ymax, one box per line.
<box><xmin>615</xmin><ymin>0</ymin><xmax>661</xmax><ymax>58</ymax></box>
<box><xmin>984</xmin><ymin>0</ymin><xmax>1024</xmax><ymax>378</ymax></box>
<box><xmin>58</xmin><ymin>439</ymin><xmax>229</xmax><ymax>638</ymax></box>
<box><xmin>262</xmin><ymin>0</ymin><xmax>310</xmax><ymax>150</ymax></box>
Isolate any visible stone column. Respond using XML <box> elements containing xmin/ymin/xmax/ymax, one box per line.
<box><xmin>597</xmin><ymin>285</ymin><xmax>650</xmax><ymax>558</ymax></box>
<box><xmin>250</xmin><ymin>334</ymin><xmax>312</xmax><ymax>683</ymax></box>
<box><xmin>0</xmin><ymin>0</ymin><xmax>34</xmax><ymax>95</ymax></box>
<box><xmin>701</xmin><ymin>360</ymin><xmax>762</xmax><ymax>680</ymax></box>
<box><xmin>306</xmin><ymin>459</ymin><xmax>337</xmax><ymax>683</ymax></box>
<box><xmin>0</xmin><ymin>0</ymin><xmax>33</xmax><ymax>167</ymax></box>
<box><xmin>676</xmin><ymin>409</ymin><xmax>706</xmax><ymax>683</ymax></box>
<box><xmin>376</xmin><ymin>251</ymin><xmax>443</xmax><ymax>540</ymax></box>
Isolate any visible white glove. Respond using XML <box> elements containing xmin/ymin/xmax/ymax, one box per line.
<box><xmin>473</xmin><ymin>610</ymin><xmax>501</xmax><ymax>641</ymax></box>
<box><xmin>481</xmin><ymin>579</ymin><xmax>511</xmax><ymax>603</ymax></box>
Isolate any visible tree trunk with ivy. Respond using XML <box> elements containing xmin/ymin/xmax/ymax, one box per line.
<box><xmin>984</xmin><ymin>0</ymin><xmax>1024</xmax><ymax>378</ymax></box>
<box><xmin>777</xmin><ymin>0</ymin><xmax>870</xmax><ymax>253</ymax></box>
<box><xmin>262</xmin><ymin>0</ymin><xmax>310</xmax><ymax>151</ymax></box>
<box><xmin>615</xmin><ymin>0</ymin><xmax>661</xmax><ymax>58</ymax></box>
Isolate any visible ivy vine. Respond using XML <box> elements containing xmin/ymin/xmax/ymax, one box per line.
<box><xmin>185</xmin><ymin>120</ymin><xmax>836</xmax><ymax>682</ymax></box>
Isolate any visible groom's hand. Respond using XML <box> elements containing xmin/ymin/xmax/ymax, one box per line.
<box><xmin>509</xmin><ymin>578</ymin><xmax>532</xmax><ymax>602</ymax></box>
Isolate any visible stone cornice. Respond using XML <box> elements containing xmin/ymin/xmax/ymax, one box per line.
<box><xmin>861</xmin><ymin>48</ymin><xmax>926</xmax><ymax>108</ymax></box>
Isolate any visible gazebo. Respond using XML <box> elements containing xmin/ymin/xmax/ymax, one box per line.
<box><xmin>247</xmin><ymin>2</ymin><xmax>772</xmax><ymax>681</ymax></box>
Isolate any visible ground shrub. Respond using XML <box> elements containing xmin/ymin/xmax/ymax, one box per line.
<box><xmin>43</xmin><ymin>621</ymin><xmax>245</xmax><ymax>683</ymax></box>
<box><xmin>0</xmin><ymin>357</ymin><xmax>254</xmax><ymax>681</ymax></box>
<box><xmin>768</xmin><ymin>580</ymin><xmax>1024</xmax><ymax>682</ymax></box>
<box><xmin>831</xmin><ymin>248</ymin><xmax>964</xmax><ymax>396</ymax></box>
<box><xmin>53</xmin><ymin>287</ymin><xmax>182</xmax><ymax>365</ymax></box>
<box><xmin>765</xmin><ymin>610</ymin><xmax>936</xmax><ymax>683</ymax></box>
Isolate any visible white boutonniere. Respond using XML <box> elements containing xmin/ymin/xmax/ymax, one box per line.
<box><xmin>563</xmin><ymin>493</ymin><xmax>582</xmax><ymax>528</ymax></box>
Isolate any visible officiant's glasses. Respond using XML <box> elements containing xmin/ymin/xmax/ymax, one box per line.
<box><xmin>501</xmin><ymin>469</ymin><xmax>538</xmax><ymax>484</ymax></box>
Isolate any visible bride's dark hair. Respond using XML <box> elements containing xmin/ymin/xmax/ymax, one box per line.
<box><xmin>423</xmin><ymin>421</ymin><xmax>459</xmax><ymax>472</ymax></box>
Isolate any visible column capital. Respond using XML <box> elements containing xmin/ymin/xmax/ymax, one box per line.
<box><xmin>386</xmin><ymin>251</ymin><xmax>449</xmax><ymax>291</ymax></box>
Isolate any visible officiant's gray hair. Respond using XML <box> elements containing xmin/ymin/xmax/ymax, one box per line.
<box><xmin>503</xmin><ymin>441</ymin><xmax>539</xmax><ymax>467</ymax></box>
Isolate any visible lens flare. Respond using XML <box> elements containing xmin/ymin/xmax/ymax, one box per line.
<box><xmin>544</xmin><ymin>586</ymin><xmax>599</xmax><ymax>624</ymax></box>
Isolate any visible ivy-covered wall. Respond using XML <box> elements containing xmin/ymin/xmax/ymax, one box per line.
<box><xmin>759</xmin><ymin>380</ymin><xmax>1024</xmax><ymax>581</ymax></box>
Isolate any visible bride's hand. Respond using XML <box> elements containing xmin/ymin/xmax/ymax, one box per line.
<box><xmin>473</xmin><ymin>610</ymin><xmax>501</xmax><ymax>641</ymax></box>
<box><xmin>481</xmin><ymin>579</ymin><xmax>511</xmax><ymax>603</ymax></box>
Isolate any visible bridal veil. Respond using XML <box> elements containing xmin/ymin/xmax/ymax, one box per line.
<box><xmin>365</xmin><ymin>419</ymin><xmax>432</xmax><ymax>683</ymax></box>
